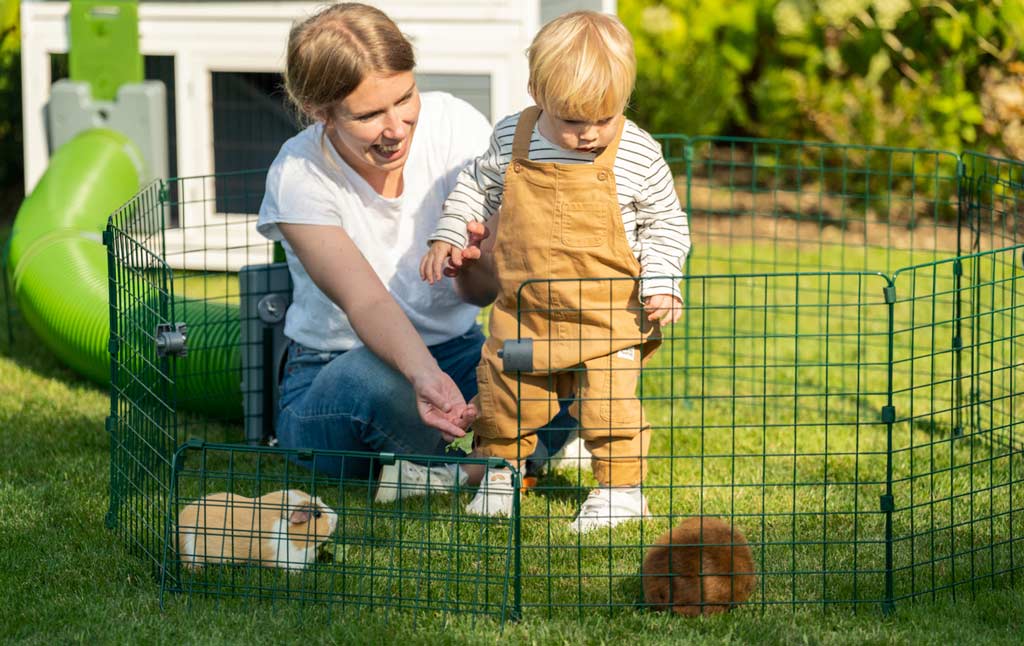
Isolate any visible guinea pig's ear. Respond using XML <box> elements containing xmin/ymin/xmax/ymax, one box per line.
<box><xmin>289</xmin><ymin>505</ymin><xmax>323</xmax><ymax>525</ymax></box>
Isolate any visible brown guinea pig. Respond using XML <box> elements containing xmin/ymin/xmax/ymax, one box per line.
<box><xmin>642</xmin><ymin>516</ymin><xmax>756</xmax><ymax>616</ymax></box>
<box><xmin>177</xmin><ymin>489</ymin><xmax>338</xmax><ymax>571</ymax></box>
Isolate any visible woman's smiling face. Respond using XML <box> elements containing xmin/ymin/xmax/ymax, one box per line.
<box><xmin>325</xmin><ymin>70</ymin><xmax>421</xmax><ymax>183</ymax></box>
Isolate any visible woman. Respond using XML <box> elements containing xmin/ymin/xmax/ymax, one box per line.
<box><xmin>256</xmin><ymin>3</ymin><xmax>570</xmax><ymax>487</ymax></box>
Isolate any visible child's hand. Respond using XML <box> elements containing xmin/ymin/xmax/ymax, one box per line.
<box><xmin>420</xmin><ymin>241</ymin><xmax>462</xmax><ymax>284</ymax></box>
<box><xmin>443</xmin><ymin>221</ymin><xmax>491</xmax><ymax>278</ymax></box>
<box><xmin>644</xmin><ymin>294</ymin><xmax>683</xmax><ymax>325</ymax></box>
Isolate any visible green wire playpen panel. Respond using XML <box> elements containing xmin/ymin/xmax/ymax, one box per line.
<box><xmin>163</xmin><ymin>442</ymin><xmax>519</xmax><ymax>622</ymax></box>
<box><xmin>104</xmin><ymin>138</ymin><xmax>1022</xmax><ymax>623</ymax></box>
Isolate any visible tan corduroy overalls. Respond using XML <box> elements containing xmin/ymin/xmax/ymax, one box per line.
<box><xmin>472</xmin><ymin>107</ymin><xmax>661</xmax><ymax>486</ymax></box>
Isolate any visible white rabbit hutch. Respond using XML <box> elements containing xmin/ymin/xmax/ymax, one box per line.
<box><xmin>20</xmin><ymin>0</ymin><xmax>615</xmax><ymax>271</ymax></box>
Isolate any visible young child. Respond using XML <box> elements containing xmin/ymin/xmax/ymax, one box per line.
<box><xmin>420</xmin><ymin>11</ymin><xmax>691</xmax><ymax>533</ymax></box>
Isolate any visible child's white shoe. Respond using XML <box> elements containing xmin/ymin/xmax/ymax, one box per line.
<box><xmin>569</xmin><ymin>486</ymin><xmax>650</xmax><ymax>534</ymax></box>
<box><xmin>465</xmin><ymin>467</ymin><xmax>515</xmax><ymax>517</ymax></box>
<box><xmin>548</xmin><ymin>432</ymin><xmax>593</xmax><ymax>472</ymax></box>
<box><xmin>375</xmin><ymin>460</ymin><xmax>466</xmax><ymax>504</ymax></box>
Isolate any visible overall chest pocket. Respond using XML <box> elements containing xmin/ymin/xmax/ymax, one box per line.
<box><xmin>559</xmin><ymin>201</ymin><xmax>612</xmax><ymax>248</ymax></box>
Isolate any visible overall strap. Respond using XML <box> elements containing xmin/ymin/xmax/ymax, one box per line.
<box><xmin>593</xmin><ymin>114</ymin><xmax>626</xmax><ymax>166</ymax></box>
<box><xmin>512</xmin><ymin>106</ymin><xmax>542</xmax><ymax>160</ymax></box>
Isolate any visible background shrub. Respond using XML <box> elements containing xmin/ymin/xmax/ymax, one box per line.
<box><xmin>622</xmin><ymin>0</ymin><xmax>1024</xmax><ymax>159</ymax></box>
<box><xmin>1</xmin><ymin>0</ymin><xmax>22</xmax><ymax>204</ymax></box>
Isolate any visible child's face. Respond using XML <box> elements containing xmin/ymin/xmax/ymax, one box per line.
<box><xmin>325</xmin><ymin>71</ymin><xmax>421</xmax><ymax>179</ymax></box>
<box><xmin>537</xmin><ymin>111</ymin><xmax>620</xmax><ymax>154</ymax></box>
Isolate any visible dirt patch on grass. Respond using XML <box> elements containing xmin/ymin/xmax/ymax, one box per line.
<box><xmin>682</xmin><ymin>180</ymin><xmax>1018</xmax><ymax>253</ymax></box>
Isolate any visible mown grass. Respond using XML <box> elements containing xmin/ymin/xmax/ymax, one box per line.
<box><xmin>3</xmin><ymin>222</ymin><xmax>1024</xmax><ymax>644</ymax></box>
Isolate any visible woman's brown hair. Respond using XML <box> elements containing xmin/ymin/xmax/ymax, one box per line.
<box><xmin>285</xmin><ymin>2</ymin><xmax>415</xmax><ymax>123</ymax></box>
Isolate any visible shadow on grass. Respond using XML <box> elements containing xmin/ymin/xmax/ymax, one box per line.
<box><xmin>528</xmin><ymin>470</ymin><xmax>591</xmax><ymax>506</ymax></box>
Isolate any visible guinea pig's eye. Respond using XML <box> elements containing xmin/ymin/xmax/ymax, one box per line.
<box><xmin>313</xmin><ymin>510</ymin><xmax>322</xmax><ymax>518</ymax></box>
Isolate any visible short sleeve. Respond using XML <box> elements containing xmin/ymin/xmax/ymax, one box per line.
<box><xmin>437</xmin><ymin>94</ymin><xmax>493</xmax><ymax>180</ymax></box>
<box><xmin>257</xmin><ymin>139</ymin><xmax>345</xmax><ymax>241</ymax></box>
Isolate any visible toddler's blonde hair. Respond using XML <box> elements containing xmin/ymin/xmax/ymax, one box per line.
<box><xmin>285</xmin><ymin>2</ymin><xmax>415</xmax><ymax>123</ymax></box>
<box><xmin>528</xmin><ymin>11</ymin><xmax>636</xmax><ymax>121</ymax></box>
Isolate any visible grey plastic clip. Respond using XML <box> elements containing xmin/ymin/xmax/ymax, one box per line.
<box><xmin>499</xmin><ymin>338</ymin><xmax>534</xmax><ymax>373</ymax></box>
<box><xmin>257</xmin><ymin>293</ymin><xmax>288</xmax><ymax>325</ymax></box>
<box><xmin>883</xmin><ymin>285</ymin><xmax>897</xmax><ymax>304</ymax></box>
<box><xmin>879</xmin><ymin>494</ymin><xmax>894</xmax><ymax>512</ymax></box>
<box><xmin>155</xmin><ymin>322</ymin><xmax>188</xmax><ymax>357</ymax></box>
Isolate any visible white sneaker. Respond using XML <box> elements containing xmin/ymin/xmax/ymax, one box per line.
<box><xmin>374</xmin><ymin>460</ymin><xmax>466</xmax><ymax>504</ymax></box>
<box><xmin>465</xmin><ymin>467</ymin><xmax>515</xmax><ymax>517</ymax></box>
<box><xmin>548</xmin><ymin>433</ymin><xmax>593</xmax><ymax>472</ymax></box>
<box><xmin>569</xmin><ymin>486</ymin><xmax>650</xmax><ymax>534</ymax></box>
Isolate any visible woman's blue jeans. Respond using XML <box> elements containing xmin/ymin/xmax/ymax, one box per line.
<box><xmin>275</xmin><ymin>325</ymin><xmax>574</xmax><ymax>479</ymax></box>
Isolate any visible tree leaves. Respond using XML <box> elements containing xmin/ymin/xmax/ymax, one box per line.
<box><xmin>621</xmin><ymin>0</ymin><xmax>1019</xmax><ymax>157</ymax></box>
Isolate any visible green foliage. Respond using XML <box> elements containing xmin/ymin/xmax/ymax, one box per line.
<box><xmin>750</xmin><ymin>0</ymin><xmax>1006</xmax><ymax>152</ymax></box>
<box><xmin>0</xmin><ymin>0</ymin><xmax>16</xmax><ymax>55</ymax></box>
<box><xmin>620</xmin><ymin>0</ymin><xmax>766</xmax><ymax>136</ymax></box>
<box><xmin>0</xmin><ymin>0</ymin><xmax>22</xmax><ymax>188</ymax></box>
<box><xmin>622</xmin><ymin>0</ymin><xmax>1023</xmax><ymax>158</ymax></box>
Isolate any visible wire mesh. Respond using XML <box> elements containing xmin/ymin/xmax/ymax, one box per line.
<box><xmin>889</xmin><ymin>247</ymin><xmax>1023</xmax><ymax>604</ymax></box>
<box><xmin>512</xmin><ymin>271</ymin><xmax>896</xmax><ymax>616</ymax></box>
<box><xmin>104</xmin><ymin>138</ymin><xmax>1023</xmax><ymax>620</ymax></box>
<box><xmin>106</xmin><ymin>171</ymin><xmax>274</xmax><ymax>570</ymax></box>
<box><xmin>163</xmin><ymin>442</ymin><xmax>518</xmax><ymax>622</ymax></box>
<box><xmin>106</xmin><ymin>179</ymin><xmax>176</xmax><ymax>568</ymax></box>
<box><xmin>666</xmin><ymin>137</ymin><xmax>964</xmax><ymax>275</ymax></box>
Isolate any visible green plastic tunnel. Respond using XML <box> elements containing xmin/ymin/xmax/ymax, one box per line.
<box><xmin>7</xmin><ymin>128</ymin><xmax>242</xmax><ymax>417</ymax></box>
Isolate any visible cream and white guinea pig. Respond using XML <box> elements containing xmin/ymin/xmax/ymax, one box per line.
<box><xmin>641</xmin><ymin>516</ymin><xmax>756</xmax><ymax>616</ymax></box>
<box><xmin>177</xmin><ymin>489</ymin><xmax>338</xmax><ymax>571</ymax></box>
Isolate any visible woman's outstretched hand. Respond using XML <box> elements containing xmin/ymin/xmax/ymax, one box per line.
<box><xmin>412</xmin><ymin>370</ymin><xmax>477</xmax><ymax>443</ymax></box>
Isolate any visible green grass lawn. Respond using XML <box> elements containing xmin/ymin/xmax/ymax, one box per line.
<box><xmin>3</xmin><ymin>221</ymin><xmax>1024</xmax><ymax>645</ymax></box>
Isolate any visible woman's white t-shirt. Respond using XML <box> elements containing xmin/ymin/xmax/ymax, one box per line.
<box><xmin>257</xmin><ymin>92</ymin><xmax>493</xmax><ymax>351</ymax></box>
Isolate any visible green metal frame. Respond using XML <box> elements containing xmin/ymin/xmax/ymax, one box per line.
<box><xmin>104</xmin><ymin>139</ymin><xmax>1022</xmax><ymax>623</ymax></box>
<box><xmin>162</xmin><ymin>441</ymin><xmax>519</xmax><ymax>621</ymax></box>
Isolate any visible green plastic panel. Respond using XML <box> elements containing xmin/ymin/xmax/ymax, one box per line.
<box><xmin>69</xmin><ymin>0</ymin><xmax>142</xmax><ymax>101</ymax></box>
